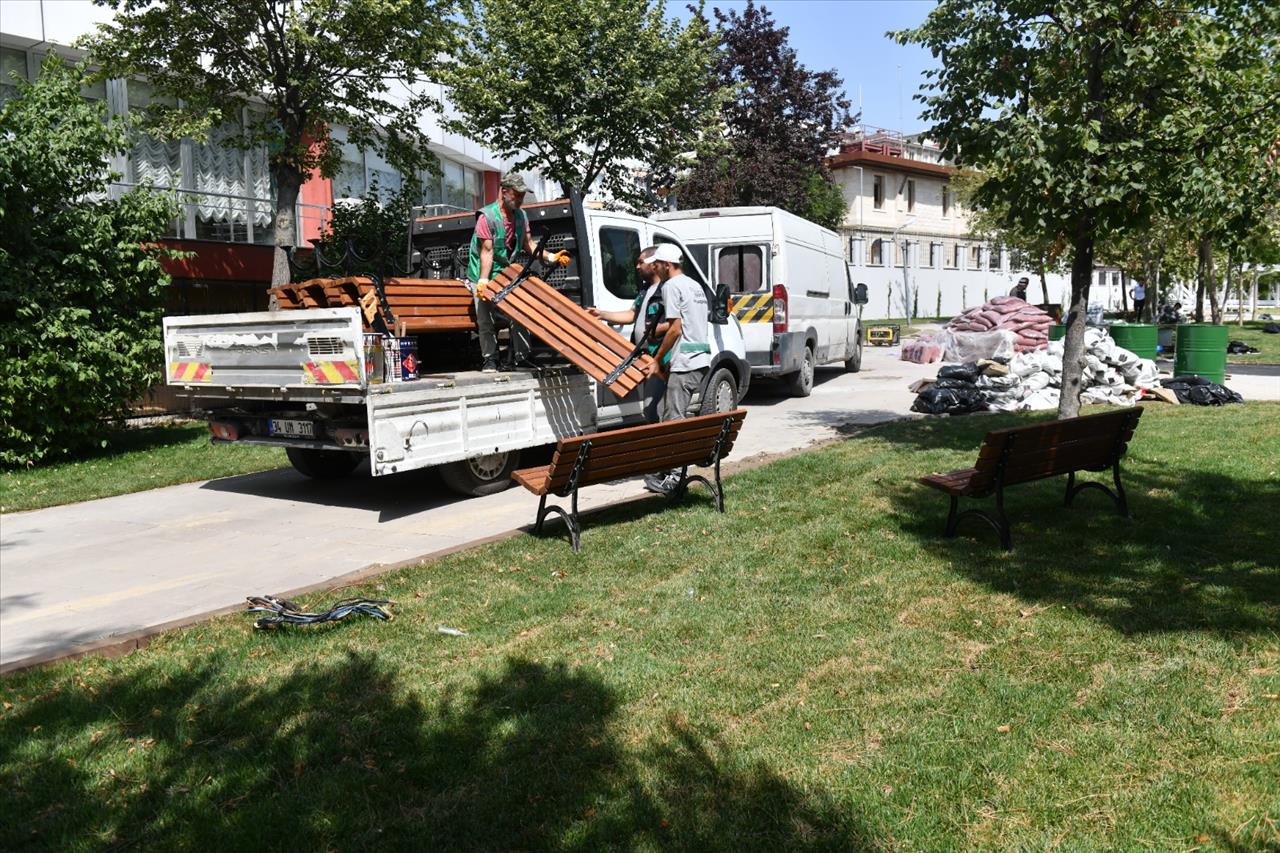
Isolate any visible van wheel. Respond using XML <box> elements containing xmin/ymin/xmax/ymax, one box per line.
<box><xmin>286</xmin><ymin>447</ymin><xmax>362</xmax><ymax>479</ymax></box>
<box><xmin>439</xmin><ymin>450</ymin><xmax>520</xmax><ymax>497</ymax></box>
<box><xmin>699</xmin><ymin>367</ymin><xmax>739</xmax><ymax>415</ymax></box>
<box><xmin>844</xmin><ymin>336</ymin><xmax>863</xmax><ymax>372</ymax></box>
<box><xmin>788</xmin><ymin>345</ymin><xmax>815</xmax><ymax>397</ymax></box>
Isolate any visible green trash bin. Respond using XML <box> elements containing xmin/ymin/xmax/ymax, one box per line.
<box><xmin>1049</xmin><ymin>324</ymin><xmax>1066</xmax><ymax>342</ymax></box>
<box><xmin>1107</xmin><ymin>324</ymin><xmax>1158</xmax><ymax>360</ymax></box>
<box><xmin>1173</xmin><ymin>324</ymin><xmax>1228</xmax><ymax>384</ymax></box>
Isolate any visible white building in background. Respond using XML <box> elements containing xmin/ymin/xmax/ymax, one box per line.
<box><xmin>829</xmin><ymin>128</ymin><xmax>1128</xmax><ymax>318</ymax></box>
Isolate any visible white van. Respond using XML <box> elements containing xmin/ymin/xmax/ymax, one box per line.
<box><xmin>655</xmin><ymin>206</ymin><xmax>867</xmax><ymax>396</ymax></box>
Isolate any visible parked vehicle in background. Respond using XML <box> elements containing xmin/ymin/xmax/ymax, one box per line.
<box><xmin>162</xmin><ymin>194</ymin><xmax>749</xmax><ymax>496</ymax></box>
<box><xmin>655</xmin><ymin>206</ymin><xmax>867</xmax><ymax>396</ymax></box>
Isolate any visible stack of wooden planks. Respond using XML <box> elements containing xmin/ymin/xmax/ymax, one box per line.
<box><xmin>269</xmin><ymin>276</ymin><xmax>477</xmax><ymax>333</ymax></box>
<box><xmin>480</xmin><ymin>263</ymin><xmax>652</xmax><ymax>397</ymax></box>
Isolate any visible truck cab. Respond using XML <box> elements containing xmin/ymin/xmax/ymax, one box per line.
<box><xmin>163</xmin><ymin>193</ymin><xmax>749</xmax><ymax>496</ymax></box>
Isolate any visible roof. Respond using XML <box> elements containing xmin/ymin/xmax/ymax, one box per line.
<box><xmin>826</xmin><ymin>149</ymin><xmax>956</xmax><ymax>179</ymax></box>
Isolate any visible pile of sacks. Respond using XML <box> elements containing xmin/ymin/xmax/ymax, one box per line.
<box><xmin>910</xmin><ymin>328</ymin><xmax>1160</xmax><ymax>415</ymax></box>
<box><xmin>945</xmin><ymin>296</ymin><xmax>1054</xmax><ymax>352</ymax></box>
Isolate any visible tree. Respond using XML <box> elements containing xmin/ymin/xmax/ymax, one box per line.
<box><xmin>897</xmin><ymin>1</ymin><xmax>1271</xmax><ymax>418</ymax></box>
<box><xmin>677</xmin><ymin>1</ymin><xmax>854</xmax><ymax>229</ymax></box>
<box><xmin>0</xmin><ymin>58</ymin><xmax>179</xmax><ymax>466</ymax></box>
<box><xmin>306</xmin><ymin>179</ymin><xmax>417</xmax><ymax>278</ymax></box>
<box><xmin>439</xmin><ymin>0</ymin><xmax>723</xmax><ymax>208</ymax></box>
<box><xmin>85</xmin><ymin>0</ymin><xmax>456</xmax><ymax>287</ymax></box>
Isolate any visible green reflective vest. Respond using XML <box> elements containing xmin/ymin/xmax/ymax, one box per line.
<box><xmin>467</xmin><ymin>201</ymin><xmax>529</xmax><ymax>283</ymax></box>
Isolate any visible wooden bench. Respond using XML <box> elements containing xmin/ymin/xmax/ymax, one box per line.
<box><xmin>513</xmin><ymin>409</ymin><xmax>747</xmax><ymax>552</ymax></box>
<box><xmin>918</xmin><ymin>407</ymin><xmax>1143</xmax><ymax>551</ymax></box>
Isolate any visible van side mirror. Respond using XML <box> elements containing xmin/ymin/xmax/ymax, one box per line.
<box><xmin>853</xmin><ymin>283</ymin><xmax>869</xmax><ymax>305</ymax></box>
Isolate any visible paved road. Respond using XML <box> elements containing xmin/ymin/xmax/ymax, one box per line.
<box><xmin>0</xmin><ymin>347</ymin><xmax>936</xmax><ymax>669</ymax></box>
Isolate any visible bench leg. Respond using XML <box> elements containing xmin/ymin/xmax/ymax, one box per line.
<box><xmin>946</xmin><ymin>488</ymin><xmax>1013</xmax><ymax>551</ymax></box>
<box><xmin>672</xmin><ymin>463</ymin><xmax>724</xmax><ymax>513</ymax></box>
<box><xmin>534</xmin><ymin>490</ymin><xmax>582</xmax><ymax>553</ymax></box>
<box><xmin>1065</xmin><ymin>465</ymin><xmax>1131</xmax><ymax>518</ymax></box>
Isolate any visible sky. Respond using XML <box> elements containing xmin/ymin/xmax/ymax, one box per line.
<box><xmin>676</xmin><ymin>0</ymin><xmax>941</xmax><ymax>134</ymax></box>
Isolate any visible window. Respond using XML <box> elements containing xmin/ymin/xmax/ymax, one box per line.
<box><xmin>192</xmin><ymin>116</ymin><xmax>257</xmax><ymax>242</ymax></box>
<box><xmin>948</xmin><ymin>243</ymin><xmax>959</xmax><ymax>269</ymax></box>
<box><xmin>1</xmin><ymin>47</ymin><xmax>28</xmax><ymax>103</ymax></box>
<box><xmin>125</xmin><ymin>81</ymin><xmax>180</xmax><ymax>190</ymax></box>
<box><xmin>907</xmin><ymin>179</ymin><xmax>916</xmax><ymax>212</ymax></box>
<box><xmin>687</xmin><ymin>243</ymin><xmax>710</xmax><ymax>280</ymax></box>
<box><xmin>442</xmin><ymin>159</ymin><xmax>466</xmax><ymax>209</ymax></box>
<box><xmin>599</xmin><ymin>227</ymin><xmax>641</xmax><ymax>300</ymax></box>
<box><xmin>716</xmin><ymin>245</ymin><xmax>766</xmax><ymax>294</ymax></box>
<box><xmin>368</xmin><ymin>167</ymin><xmax>402</xmax><ymax>199</ymax></box>
<box><xmin>989</xmin><ymin>247</ymin><xmax>1002</xmax><ymax>271</ymax></box>
<box><xmin>1097</xmin><ymin>270</ymin><xmax>1107</xmax><ymax>287</ymax></box>
<box><xmin>929</xmin><ymin>242</ymin><xmax>940</xmax><ymax>269</ymax></box>
<box><xmin>942</xmin><ymin>185</ymin><xmax>951</xmax><ymax>217</ymax></box>
<box><xmin>869</xmin><ymin>239</ymin><xmax>884</xmax><ymax>266</ymax></box>
<box><xmin>334</xmin><ymin>138</ymin><xmax>366</xmax><ymax>200</ymax></box>
<box><xmin>873</xmin><ymin>175</ymin><xmax>884</xmax><ymax>209</ymax></box>
<box><xmin>970</xmin><ymin>245</ymin><xmax>982</xmax><ymax>269</ymax></box>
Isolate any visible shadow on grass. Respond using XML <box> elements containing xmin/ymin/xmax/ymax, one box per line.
<box><xmin>1</xmin><ymin>652</ymin><xmax>869</xmax><ymax>850</ymax></box>
<box><xmin>870</xmin><ymin>410</ymin><xmax>1280</xmax><ymax>636</ymax></box>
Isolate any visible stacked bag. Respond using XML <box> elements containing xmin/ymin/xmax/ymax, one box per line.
<box><xmin>945</xmin><ymin>296</ymin><xmax>1054</xmax><ymax>352</ymax></box>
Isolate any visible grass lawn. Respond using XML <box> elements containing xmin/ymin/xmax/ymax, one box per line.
<box><xmin>1224</xmin><ymin>320</ymin><xmax>1280</xmax><ymax>364</ymax></box>
<box><xmin>2</xmin><ymin>404</ymin><xmax>1277</xmax><ymax>850</ymax></box>
<box><xmin>0</xmin><ymin>422</ymin><xmax>285</xmax><ymax>514</ymax></box>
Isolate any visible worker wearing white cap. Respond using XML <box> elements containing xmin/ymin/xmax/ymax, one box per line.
<box><xmin>644</xmin><ymin>242</ymin><xmax>711</xmax><ymax>493</ymax></box>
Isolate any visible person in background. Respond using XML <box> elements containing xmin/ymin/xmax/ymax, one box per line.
<box><xmin>468</xmin><ymin>172</ymin><xmax>562</xmax><ymax>372</ymax></box>
<box><xmin>1130</xmin><ymin>281</ymin><xmax>1147</xmax><ymax>321</ymax></box>
<box><xmin>643</xmin><ymin>243</ymin><xmax>711</xmax><ymax>494</ymax></box>
<box><xmin>1010</xmin><ymin>276</ymin><xmax>1030</xmax><ymax>301</ymax></box>
<box><xmin>587</xmin><ymin>247</ymin><xmax>670</xmax><ymax>422</ymax></box>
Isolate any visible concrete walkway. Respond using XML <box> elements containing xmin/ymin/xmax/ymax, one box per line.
<box><xmin>3</xmin><ymin>345</ymin><xmax>1276</xmax><ymax>670</ymax></box>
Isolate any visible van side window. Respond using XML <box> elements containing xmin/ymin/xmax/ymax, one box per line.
<box><xmin>716</xmin><ymin>245</ymin><xmax>766</xmax><ymax>294</ymax></box>
<box><xmin>599</xmin><ymin>227</ymin><xmax>641</xmax><ymax>300</ymax></box>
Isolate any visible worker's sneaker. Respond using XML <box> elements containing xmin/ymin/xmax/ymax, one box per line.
<box><xmin>481</xmin><ymin>358</ymin><xmax>499</xmax><ymax>374</ymax></box>
<box><xmin>643</xmin><ymin>472</ymin><xmax>680</xmax><ymax>495</ymax></box>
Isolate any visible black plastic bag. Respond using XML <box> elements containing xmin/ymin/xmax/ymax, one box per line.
<box><xmin>1227</xmin><ymin>340</ymin><xmax>1259</xmax><ymax>354</ymax></box>
<box><xmin>1263</xmin><ymin>323</ymin><xmax>1280</xmax><ymax>334</ymax></box>
<box><xmin>937</xmin><ymin>362</ymin><xmax>980</xmax><ymax>383</ymax></box>
<box><xmin>934</xmin><ymin>377</ymin><xmax>979</xmax><ymax>390</ymax></box>
<box><xmin>1161</xmin><ymin>375</ymin><xmax>1243</xmax><ymax>406</ymax></box>
<box><xmin>911</xmin><ymin>386</ymin><xmax>989</xmax><ymax>415</ymax></box>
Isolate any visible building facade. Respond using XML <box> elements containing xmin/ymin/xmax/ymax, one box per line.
<box><xmin>1</xmin><ymin>0</ymin><xmax>554</xmax><ymax>314</ymax></box>
<box><xmin>829</xmin><ymin>128</ymin><xmax>1130</xmax><ymax>318</ymax></box>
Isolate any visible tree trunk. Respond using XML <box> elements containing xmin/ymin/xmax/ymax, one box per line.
<box><xmin>1250</xmin><ymin>269</ymin><xmax>1259</xmax><ymax>320</ymax></box>
<box><xmin>1208</xmin><ymin>251</ymin><xmax>1226</xmax><ymax>325</ymax></box>
<box><xmin>1236</xmin><ymin>263</ymin><xmax>1245</xmax><ymax>326</ymax></box>
<box><xmin>1058</xmin><ymin>224</ymin><xmax>1094</xmax><ymax>420</ymax></box>
<box><xmin>1120</xmin><ymin>271</ymin><xmax>1129</xmax><ymax>314</ymax></box>
<box><xmin>271</xmin><ymin>163</ymin><xmax>305</xmax><ymax>289</ymax></box>
<box><xmin>1196</xmin><ymin>235</ymin><xmax>1212</xmax><ymax>323</ymax></box>
<box><xmin>1038</xmin><ymin>260</ymin><xmax>1050</xmax><ymax>304</ymax></box>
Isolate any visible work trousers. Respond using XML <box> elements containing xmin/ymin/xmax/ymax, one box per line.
<box><xmin>473</xmin><ymin>290</ymin><xmax>531</xmax><ymax>364</ymax></box>
<box><xmin>659</xmin><ymin>368</ymin><xmax>708</xmax><ymax>422</ymax></box>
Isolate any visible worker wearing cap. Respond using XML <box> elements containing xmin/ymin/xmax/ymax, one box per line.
<box><xmin>587</xmin><ymin>246</ymin><xmax>671</xmax><ymax>422</ymax></box>
<box><xmin>1010</xmin><ymin>276</ymin><xmax>1030</xmax><ymax>301</ymax></box>
<box><xmin>644</xmin><ymin>242</ymin><xmax>711</xmax><ymax>493</ymax></box>
<box><xmin>468</xmin><ymin>172</ymin><xmax>561</xmax><ymax>372</ymax></box>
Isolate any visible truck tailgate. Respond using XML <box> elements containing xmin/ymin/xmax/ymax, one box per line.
<box><xmin>163</xmin><ymin>308</ymin><xmax>366</xmax><ymax>390</ymax></box>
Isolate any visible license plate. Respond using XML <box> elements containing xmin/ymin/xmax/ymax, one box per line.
<box><xmin>268</xmin><ymin>418</ymin><xmax>315</xmax><ymax>439</ymax></box>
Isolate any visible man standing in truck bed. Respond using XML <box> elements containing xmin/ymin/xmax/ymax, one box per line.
<box><xmin>643</xmin><ymin>242</ymin><xmax>711</xmax><ymax>493</ymax></box>
<box><xmin>469</xmin><ymin>172</ymin><xmax>562</xmax><ymax>372</ymax></box>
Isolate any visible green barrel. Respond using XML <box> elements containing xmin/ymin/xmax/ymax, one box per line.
<box><xmin>1174</xmin><ymin>324</ymin><xmax>1228</xmax><ymax>383</ymax></box>
<box><xmin>1107</xmin><ymin>324</ymin><xmax>1158</xmax><ymax>360</ymax></box>
<box><xmin>1049</xmin><ymin>324</ymin><xmax>1066</xmax><ymax>341</ymax></box>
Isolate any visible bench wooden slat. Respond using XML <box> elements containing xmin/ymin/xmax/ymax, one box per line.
<box><xmin>553</xmin><ymin>411</ymin><xmax>745</xmax><ymax>454</ymax></box>
<box><xmin>512</xmin><ymin>464</ymin><xmax>552</xmax><ymax>494</ymax></box>
<box><xmin>551</xmin><ymin>421</ymin><xmax>743</xmax><ymax>467</ymax></box>
<box><xmin>547</xmin><ymin>441</ymin><xmax>738</xmax><ymax>493</ymax></box>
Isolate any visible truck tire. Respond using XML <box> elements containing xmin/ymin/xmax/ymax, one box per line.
<box><xmin>286</xmin><ymin>447</ymin><xmax>362</xmax><ymax>479</ymax></box>
<box><xmin>698</xmin><ymin>367</ymin><xmax>739</xmax><ymax>415</ymax></box>
<box><xmin>788</xmin><ymin>344</ymin><xmax>815</xmax><ymax>397</ymax></box>
<box><xmin>439</xmin><ymin>450</ymin><xmax>521</xmax><ymax>497</ymax></box>
<box><xmin>844</xmin><ymin>335</ymin><xmax>863</xmax><ymax>372</ymax></box>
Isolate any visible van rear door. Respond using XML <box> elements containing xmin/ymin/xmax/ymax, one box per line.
<box><xmin>715</xmin><ymin>244</ymin><xmax>774</xmax><ymax>369</ymax></box>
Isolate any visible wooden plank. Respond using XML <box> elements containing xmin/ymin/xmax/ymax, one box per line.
<box><xmin>552</xmin><ymin>442</ymin><xmax>737</xmax><ymax>491</ymax></box>
<box><xmin>512</xmin><ymin>465</ymin><xmax>552</xmax><ymax>495</ymax></box>
<box><xmin>552</xmin><ymin>422</ymin><xmax>743</xmax><ymax>467</ymax></box>
<box><xmin>480</xmin><ymin>264</ymin><xmax>652</xmax><ymax>396</ymax></box>
<box><xmin>553</xmin><ymin>411</ymin><xmax>746</xmax><ymax>454</ymax></box>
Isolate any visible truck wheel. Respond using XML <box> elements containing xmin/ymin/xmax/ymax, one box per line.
<box><xmin>844</xmin><ymin>335</ymin><xmax>863</xmax><ymax>372</ymax></box>
<box><xmin>439</xmin><ymin>450</ymin><xmax>520</xmax><ymax>497</ymax></box>
<box><xmin>286</xmin><ymin>447</ymin><xmax>362</xmax><ymax>479</ymax></box>
<box><xmin>699</xmin><ymin>367</ymin><xmax>739</xmax><ymax>415</ymax></box>
<box><xmin>788</xmin><ymin>345</ymin><xmax>815</xmax><ymax>397</ymax></box>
